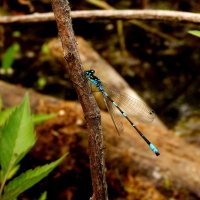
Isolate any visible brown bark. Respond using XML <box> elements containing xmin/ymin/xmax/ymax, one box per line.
<box><xmin>50</xmin><ymin>0</ymin><xmax>108</xmax><ymax>199</ymax></box>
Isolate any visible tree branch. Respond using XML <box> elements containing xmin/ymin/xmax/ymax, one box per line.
<box><xmin>1</xmin><ymin>10</ymin><xmax>200</xmax><ymax>24</ymax></box>
<box><xmin>50</xmin><ymin>0</ymin><xmax>108</xmax><ymax>200</ymax></box>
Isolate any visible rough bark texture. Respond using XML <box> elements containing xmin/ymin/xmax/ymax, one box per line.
<box><xmin>50</xmin><ymin>0</ymin><xmax>108</xmax><ymax>199</ymax></box>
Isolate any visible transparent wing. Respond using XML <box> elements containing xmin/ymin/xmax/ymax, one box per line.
<box><xmin>103</xmin><ymin>96</ymin><xmax>124</xmax><ymax>135</ymax></box>
<box><xmin>102</xmin><ymin>83</ymin><xmax>156</xmax><ymax>123</ymax></box>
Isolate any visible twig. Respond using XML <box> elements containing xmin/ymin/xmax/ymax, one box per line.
<box><xmin>129</xmin><ymin>19</ymin><xmax>178</xmax><ymax>42</ymax></box>
<box><xmin>1</xmin><ymin>10</ymin><xmax>200</xmax><ymax>24</ymax></box>
<box><xmin>50</xmin><ymin>0</ymin><xmax>108</xmax><ymax>200</ymax></box>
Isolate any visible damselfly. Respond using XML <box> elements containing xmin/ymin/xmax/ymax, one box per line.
<box><xmin>84</xmin><ymin>69</ymin><xmax>160</xmax><ymax>156</ymax></box>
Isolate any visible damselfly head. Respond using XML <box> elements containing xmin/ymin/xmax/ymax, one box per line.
<box><xmin>88</xmin><ymin>69</ymin><xmax>95</xmax><ymax>74</ymax></box>
<box><xmin>84</xmin><ymin>69</ymin><xmax>95</xmax><ymax>78</ymax></box>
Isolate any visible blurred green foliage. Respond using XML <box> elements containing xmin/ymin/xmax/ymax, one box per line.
<box><xmin>188</xmin><ymin>30</ymin><xmax>200</xmax><ymax>38</ymax></box>
<box><xmin>1</xmin><ymin>43</ymin><xmax>20</xmax><ymax>75</ymax></box>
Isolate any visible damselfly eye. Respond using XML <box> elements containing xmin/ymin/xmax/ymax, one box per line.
<box><xmin>91</xmin><ymin>69</ymin><xmax>95</xmax><ymax>74</ymax></box>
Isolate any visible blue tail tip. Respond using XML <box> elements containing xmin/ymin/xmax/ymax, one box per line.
<box><xmin>150</xmin><ymin>143</ymin><xmax>160</xmax><ymax>156</ymax></box>
<box><xmin>155</xmin><ymin>151</ymin><xmax>160</xmax><ymax>156</ymax></box>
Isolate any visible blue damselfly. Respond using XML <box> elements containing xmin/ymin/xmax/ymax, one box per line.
<box><xmin>84</xmin><ymin>69</ymin><xmax>160</xmax><ymax>156</ymax></box>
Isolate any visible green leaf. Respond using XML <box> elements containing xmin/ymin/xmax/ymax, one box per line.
<box><xmin>188</xmin><ymin>30</ymin><xmax>200</xmax><ymax>38</ymax></box>
<box><xmin>1</xmin><ymin>43</ymin><xmax>20</xmax><ymax>70</ymax></box>
<box><xmin>0</xmin><ymin>165</ymin><xmax>20</xmax><ymax>182</ymax></box>
<box><xmin>12</xmin><ymin>31</ymin><xmax>21</xmax><ymax>38</ymax></box>
<box><xmin>2</xmin><ymin>154</ymin><xmax>66</xmax><ymax>200</ymax></box>
<box><xmin>38</xmin><ymin>191</ymin><xmax>47</xmax><ymax>200</ymax></box>
<box><xmin>6</xmin><ymin>165</ymin><xmax>20</xmax><ymax>181</ymax></box>
<box><xmin>0</xmin><ymin>97</ymin><xmax>2</xmax><ymax>111</ymax></box>
<box><xmin>0</xmin><ymin>107</ymin><xmax>16</xmax><ymax>127</ymax></box>
<box><xmin>37</xmin><ymin>77</ymin><xmax>47</xmax><ymax>89</ymax></box>
<box><xmin>33</xmin><ymin>113</ymin><xmax>56</xmax><ymax>125</ymax></box>
<box><xmin>0</xmin><ymin>95</ymin><xmax>36</xmax><ymax>175</ymax></box>
<box><xmin>41</xmin><ymin>43</ymin><xmax>50</xmax><ymax>54</ymax></box>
